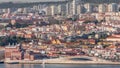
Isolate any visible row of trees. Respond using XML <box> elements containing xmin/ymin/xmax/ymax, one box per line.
<box><xmin>5</xmin><ymin>23</ymin><xmax>31</xmax><ymax>28</ymax></box>
<box><xmin>0</xmin><ymin>36</ymin><xmax>26</xmax><ymax>46</ymax></box>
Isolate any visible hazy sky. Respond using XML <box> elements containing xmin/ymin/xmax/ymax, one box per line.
<box><xmin>0</xmin><ymin>0</ymin><xmax>66</xmax><ymax>2</ymax></box>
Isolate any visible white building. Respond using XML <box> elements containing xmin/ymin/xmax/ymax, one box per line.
<box><xmin>72</xmin><ymin>0</ymin><xmax>77</xmax><ymax>15</ymax></box>
<box><xmin>33</xmin><ymin>5</ymin><xmax>39</xmax><ymax>11</ymax></box>
<box><xmin>45</xmin><ymin>6</ymin><xmax>52</xmax><ymax>15</ymax></box>
<box><xmin>17</xmin><ymin>8</ymin><xmax>23</xmax><ymax>13</ymax></box>
<box><xmin>77</xmin><ymin>5</ymin><xmax>85</xmax><ymax>14</ymax></box>
<box><xmin>66</xmin><ymin>1</ymin><xmax>72</xmax><ymax>15</ymax></box>
<box><xmin>98</xmin><ymin>4</ymin><xmax>106</xmax><ymax>13</ymax></box>
<box><xmin>58</xmin><ymin>4</ymin><xmax>66</xmax><ymax>15</ymax></box>
<box><xmin>51</xmin><ymin>5</ymin><xmax>59</xmax><ymax>15</ymax></box>
<box><xmin>84</xmin><ymin>3</ymin><xmax>93</xmax><ymax>13</ymax></box>
<box><xmin>108</xmin><ymin>3</ymin><xmax>118</xmax><ymax>12</ymax></box>
<box><xmin>66</xmin><ymin>0</ymin><xmax>77</xmax><ymax>15</ymax></box>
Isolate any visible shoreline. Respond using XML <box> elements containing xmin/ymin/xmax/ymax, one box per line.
<box><xmin>4</xmin><ymin>56</ymin><xmax>120</xmax><ymax>65</ymax></box>
<box><xmin>4</xmin><ymin>62</ymin><xmax>120</xmax><ymax>65</ymax></box>
<box><xmin>4</xmin><ymin>60</ymin><xmax>120</xmax><ymax>65</ymax></box>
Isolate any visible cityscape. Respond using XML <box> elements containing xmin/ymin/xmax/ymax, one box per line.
<box><xmin>0</xmin><ymin>0</ymin><xmax>120</xmax><ymax>68</ymax></box>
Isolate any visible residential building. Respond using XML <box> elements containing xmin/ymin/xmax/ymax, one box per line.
<box><xmin>108</xmin><ymin>3</ymin><xmax>118</xmax><ymax>12</ymax></box>
<box><xmin>98</xmin><ymin>4</ymin><xmax>107</xmax><ymax>13</ymax></box>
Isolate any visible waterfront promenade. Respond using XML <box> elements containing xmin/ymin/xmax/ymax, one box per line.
<box><xmin>4</xmin><ymin>56</ymin><xmax>120</xmax><ymax>65</ymax></box>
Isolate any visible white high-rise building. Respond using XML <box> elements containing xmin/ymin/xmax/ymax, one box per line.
<box><xmin>58</xmin><ymin>4</ymin><xmax>66</xmax><ymax>15</ymax></box>
<box><xmin>77</xmin><ymin>5</ymin><xmax>85</xmax><ymax>14</ymax></box>
<box><xmin>33</xmin><ymin>5</ymin><xmax>39</xmax><ymax>11</ymax></box>
<box><xmin>23</xmin><ymin>8</ymin><xmax>27</xmax><ymax>13</ymax></box>
<box><xmin>98</xmin><ymin>4</ymin><xmax>106</xmax><ymax>13</ymax></box>
<box><xmin>58</xmin><ymin>4</ymin><xmax>62</xmax><ymax>14</ymax></box>
<box><xmin>7</xmin><ymin>8</ymin><xmax>11</xmax><ymax>13</ymax></box>
<box><xmin>108</xmin><ymin>3</ymin><xmax>118</xmax><ymax>12</ymax></box>
<box><xmin>72</xmin><ymin>0</ymin><xmax>77</xmax><ymax>15</ymax></box>
<box><xmin>17</xmin><ymin>8</ymin><xmax>23</xmax><ymax>13</ymax></box>
<box><xmin>66</xmin><ymin>2</ymin><xmax>69</xmax><ymax>15</ymax></box>
<box><xmin>45</xmin><ymin>4</ymin><xmax>66</xmax><ymax>16</ymax></box>
<box><xmin>66</xmin><ymin>1</ymin><xmax>71</xmax><ymax>15</ymax></box>
<box><xmin>84</xmin><ymin>3</ymin><xmax>93</xmax><ymax>13</ymax></box>
<box><xmin>38</xmin><ymin>5</ymin><xmax>42</xmax><ymax>10</ymax></box>
<box><xmin>45</xmin><ymin>6</ymin><xmax>52</xmax><ymax>15</ymax></box>
<box><xmin>66</xmin><ymin>0</ymin><xmax>79</xmax><ymax>15</ymax></box>
<box><xmin>51</xmin><ymin>5</ymin><xmax>59</xmax><ymax>15</ymax></box>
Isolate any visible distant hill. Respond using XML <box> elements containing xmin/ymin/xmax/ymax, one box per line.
<box><xmin>0</xmin><ymin>1</ymin><xmax>67</xmax><ymax>8</ymax></box>
<box><xmin>82</xmin><ymin>0</ymin><xmax>120</xmax><ymax>4</ymax></box>
<box><xmin>0</xmin><ymin>0</ymin><xmax>120</xmax><ymax>8</ymax></box>
<box><xmin>0</xmin><ymin>2</ymin><xmax>34</xmax><ymax>8</ymax></box>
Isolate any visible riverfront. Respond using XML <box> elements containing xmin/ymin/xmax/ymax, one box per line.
<box><xmin>1</xmin><ymin>0</ymin><xmax>120</xmax><ymax>67</ymax></box>
<box><xmin>4</xmin><ymin>56</ymin><xmax>120</xmax><ymax>65</ymax></box>
<box><xmin>0</xmin><ymin>64</ymin><xmax>120</xmax><ymax>68</ymax></box>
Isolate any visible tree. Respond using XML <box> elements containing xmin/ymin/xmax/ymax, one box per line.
<box><xmin>0</xmin><ymin>36</ymin><xmax>26</xmax><ymax>46</ymax></box>
<box><xmin>5</xmin><ymin>23</ymin><xmax>30</xmax><ymax>28</ymax></box>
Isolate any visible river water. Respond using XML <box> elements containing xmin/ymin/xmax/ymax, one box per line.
<box><xmin>0</xmin><ymin>64</ymin><xmax>120</xmax><ymax>68</ymax></box>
